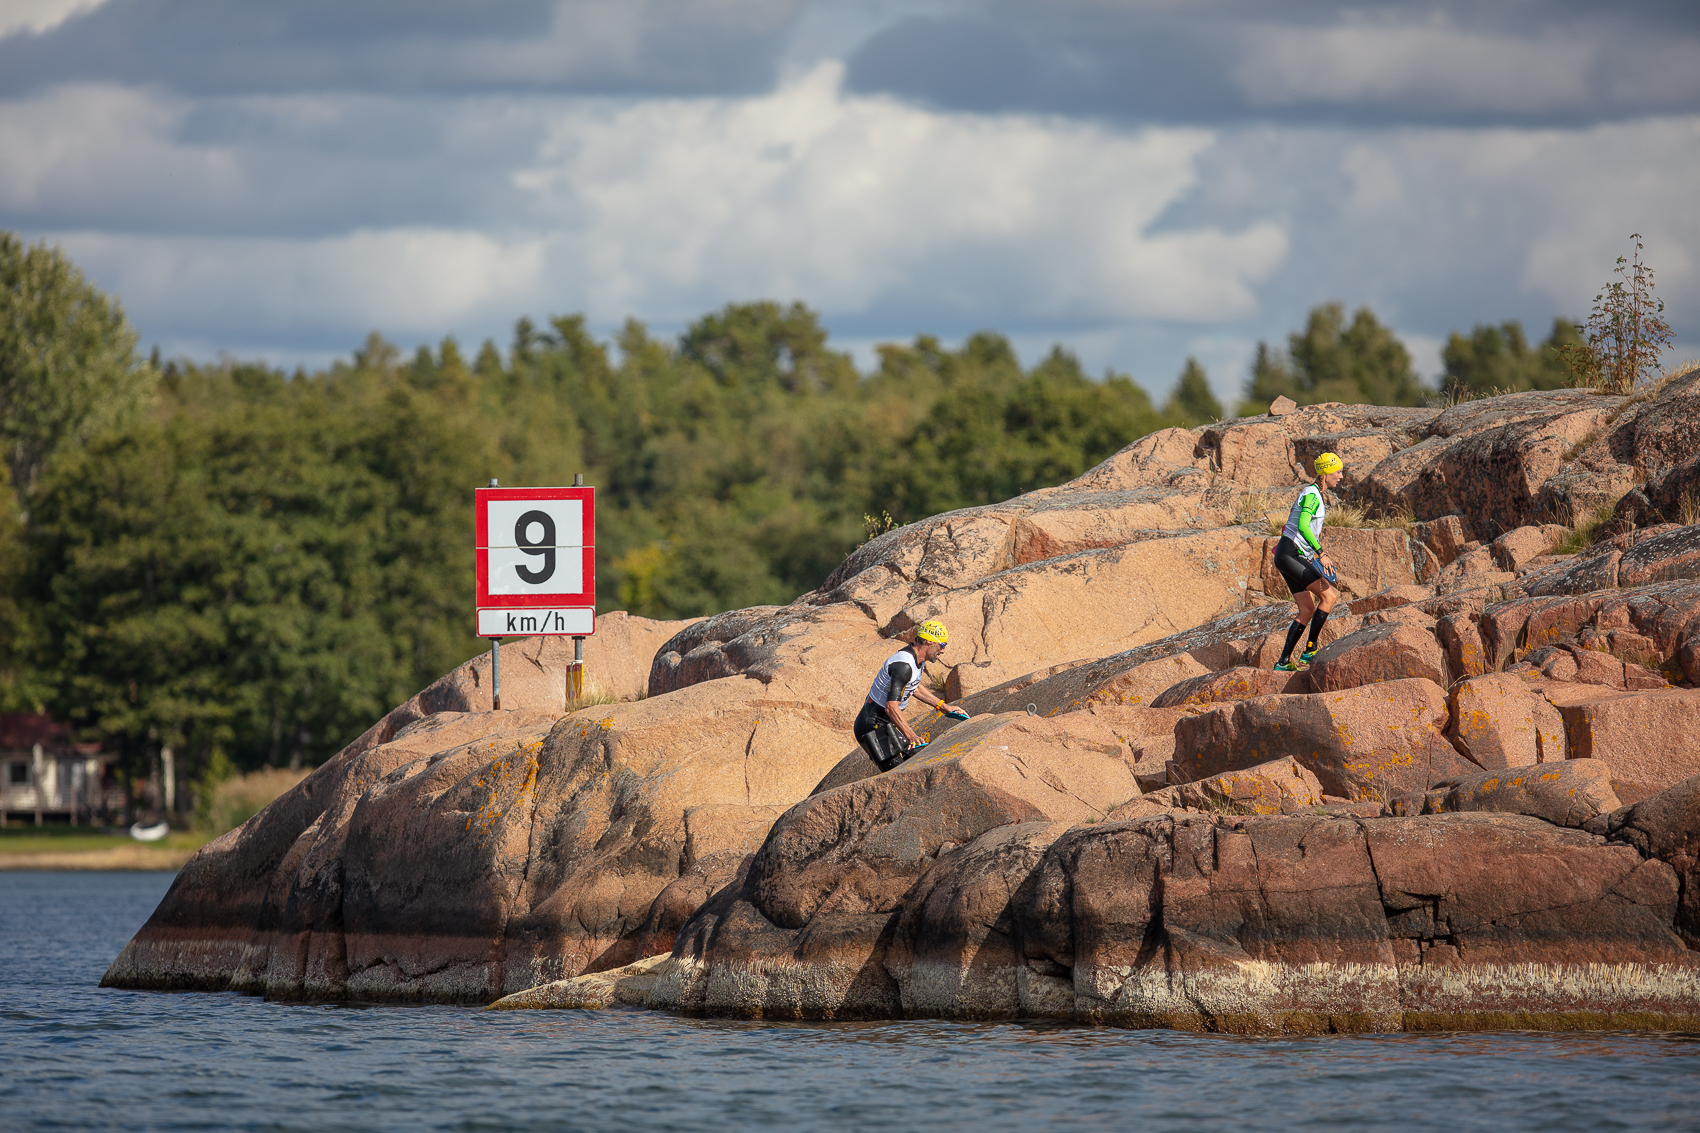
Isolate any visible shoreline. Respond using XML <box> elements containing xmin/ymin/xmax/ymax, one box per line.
<box><xmin>0</xmin><ymin>846</ymin><xmax>194</xmax><ymax>870</ymax></box>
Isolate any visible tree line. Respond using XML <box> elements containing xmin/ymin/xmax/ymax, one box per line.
<box><xmin>0</xmin><ymin>231</ymin><xmax>1587</xmax><ymax>798</ymax></box>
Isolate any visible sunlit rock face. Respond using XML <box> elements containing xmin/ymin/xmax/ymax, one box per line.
<box><xmin>108</xmin><ymin>382</ymin><xmax>1700</xmax><ymax>1029</ymax></box>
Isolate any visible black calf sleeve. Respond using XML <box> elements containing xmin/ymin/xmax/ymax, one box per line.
<box><xmin>1307</xmin><ymin>608</ymin><xmax>1330</xmax><ymax>647</ymax></box>
<box><xmin>1280</xmin><ymin>620</ymin><xmax>1306</xmax><ymax>662</ymax></box>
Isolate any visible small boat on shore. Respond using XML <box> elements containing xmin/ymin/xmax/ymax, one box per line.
<box><xmin>128</xmin><ymin>822</ymin><xmax>169</xmax><ymax>842</ymax></box>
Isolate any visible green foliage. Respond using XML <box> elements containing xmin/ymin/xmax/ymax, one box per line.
<box><xmin>1563</xmin><ymin>234</ymin><xmax>1675</xmax><ymax>395</ymax></box>
<box><xmin>1163</xmin><ymin>357</ymin><xmax>1223</xmax><ymax>426</ymax></box>
<box><xmin>19</xmin><ymin>244</ymin><xmax>1587</xmax><ymax>779</ymax></box>
<box><xmin>1240</xmin><ymin>302</ymin><xmax>1428</xmax><ymax>414</ymax></box>
<box><xmin>1441</xmin><ymin>318</ymin><xmax>1582</xmax><ymax>397</ymax></box>
<box><xmin>0</xmin><ymin>233</ymin><xmax>156</xmax><ymax>497</ymax></box>
<box><xmin>194</xmin><ymin>765</ymin><xmax>308</xmax><ymax>835</ymax></box>
<box><xmin>13</xmin><ymin>293</ymin><xmax>1178</xmax><ymax>775</ymax></box>
<box><xmin>0</xmin><ymin>462</ymin><xmax>42</xmax><ymax>713</ymax></box>
<box><xmin>873</xmin><ymin>337</ymin><xmax>1165</xmax><ymax>520</ymax></box>
<box><xmin>25</xmin><ymin>354</ymin><xmax>501</xmax><ymax>781</ymax></box>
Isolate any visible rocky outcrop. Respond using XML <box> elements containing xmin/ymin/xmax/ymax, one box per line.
<box><xmin>1543</xmin><ymin>687</ymin><xmax>1700</xmax><ymax>805</ymax></box>
<box><xmin>1539</xmin><ymin>364</ymin><xmax>1700</xmax><ymax>523</ymax></box>
<box><xmin>650</xmin><ymin>717</ymin><xmax>1140</xmax><ymax>1018</ymax></box>
<box><xmin>1150</xmin><ymin>666</ymin><xmax>1308</xmax><ymax>707</ymax></box>
<box><xmin>1417</xmin><ymin>759</ymin><xmax>1620</xmax><ymax>827</ymax></box>
<box><xmin>1522</xmin><ymin>525</ymin><xmax>1700</xmax><ymax>596</ymax></box>
<box><xmin>565</xmin><ymin>806</ymin><xmax>1700</xmax><ymax>1030</ymax></box>
<box><xmin>1307</xmin><ymin>622</ymin><xmax>1448</xmax><ymax>692</ymax></box>
<box><xmin>1587</xmin><ymin>773</ymin><xmax>1700</xmax><ymax>944</ymax></box>
<box><xmin>101</xmin><ymin>612</ymin><xmax>862</xmax><ymax>1001</ymax></box>
<box><xmin>1447</xmin><ymin>673</ymin><xmax>1566</xmax><ymax>768</ymax></box>
<box><xmin>110</xmin><ymin>376</ymin><xmax>1700</xmax><ymax>1031</ymax></box>
<box><xmin>1172</xmin><ymin>757</ymin><xmax>1325</xmax><ymax>815</ymax></box>
<box><xmin>1169</xmin><ymin>678</ymin><xmax>1477</xmax><ymax>798</ymax></box>
<box><xmin>102</xmin><ymin>708</ymin><xmax>563</xmax><ymax>996</ymax></box>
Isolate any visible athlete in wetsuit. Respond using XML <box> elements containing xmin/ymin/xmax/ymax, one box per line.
<box><xmin>1273</xmin><ymin>452</ymin><xmax>1345</xmax><ymax>671</ymax></box>
<box><xmin>853</xmin><ymin>619</ymin><xmax>968</xmax><ymax>772</ymax></box>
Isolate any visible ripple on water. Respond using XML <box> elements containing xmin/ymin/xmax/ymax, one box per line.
<box><xmin>3</xmin><ymin>871</ymin><xmax>1698</xmax><ymax>1133</ymax></box>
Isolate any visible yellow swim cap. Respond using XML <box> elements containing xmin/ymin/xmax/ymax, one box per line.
<box><xmin>917</xmin><ymin>619</ymin><xmax>949</xmax><ymax>644</ymax></box>
<box><xmin>1314</xmin><ymin>452</ymin><xmax>1344</xmax><ymax>475</ymax></box>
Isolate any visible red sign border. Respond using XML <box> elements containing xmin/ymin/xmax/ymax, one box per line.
<box><xmin>475</xmin><ymin>486</ymin><xmax>596</xmax><ymax>609</ymax></box>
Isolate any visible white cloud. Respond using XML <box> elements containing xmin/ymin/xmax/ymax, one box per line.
<box><xmin>3</xmin><ymin>51</ymin><xmax>1695</xmax><ymax>394</ymax></box>
<box><xmin>12</xmin><ymin>64</ymin><xmax>1289</xmax><ymax>351</ymax></box>
<box><xmin>517</xmin><ymin>62</ymin><xmax>1287</xmax><ymax>324</ymax></box>
<box><xmin>0</xmin><ymin>84</ymin><xmax>238</xmax><ymax>217</ymax></box>
<box><xmin>0</xmin><ymin>0</ymin><xmax>106</xmax><ymax>39</ymax></box>
<box><xmin>53</xmin><ymin>228</ymin><xmax>546</xmax><ymax>341</ymax></box>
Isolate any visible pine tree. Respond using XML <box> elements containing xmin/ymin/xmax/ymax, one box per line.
<box><xmin>1164</xmin><ymin>357</ymin><xmax>1223</xmax><ymax>426</ymax></box>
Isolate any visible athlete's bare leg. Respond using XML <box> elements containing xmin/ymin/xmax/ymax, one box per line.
<box><xmin>1294</xmin><ymin>588</ymin><xmax>1316</xmax><ymax>623</ymax></box>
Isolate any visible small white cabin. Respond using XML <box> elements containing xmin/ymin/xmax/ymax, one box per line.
<box><xmin>0</xmin><ymin>714</ymin><xmax>121</xmax><ymax>826</ymax></box>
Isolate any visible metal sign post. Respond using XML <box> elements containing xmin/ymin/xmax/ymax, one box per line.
<box><xmin>567</xmin><ymin>473</ymin><xmax>586</xmax><ymax>705</ymax></box>
<box><xmin>475</xmin><ymin>476</ymin><xmax>597</xmax><ymax>711</ymax></box>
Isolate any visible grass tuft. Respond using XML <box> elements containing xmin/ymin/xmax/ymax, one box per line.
<box><xmin>1233</xmin><ymin>490</ymin><xmax>1283</xmax><ymax>532</ymax></box>
<box><xmin>1553</xmin><ymin>500</ymin><xmax>1621</xmax><ymax>555</ymax></box>
<box><xmin>1326</xmin><ymin>501</ymin><xmax>1413</xmax><ymax>531</ymax></box>
<box><xmin>568</xmin><ymin>690</ymin><xmax>623</xmax><ymax>712</ymax></box>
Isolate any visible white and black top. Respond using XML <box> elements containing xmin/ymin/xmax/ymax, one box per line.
<box><xmin>866</xmin><ymin>647</ymin><xmax>925</xmax><ymax>710</ymax></box>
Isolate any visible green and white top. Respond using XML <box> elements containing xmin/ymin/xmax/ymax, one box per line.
<box><xmin>1281</xmin><ymin>483</ymin><xmax>1326</xmax><ymax>555</ymax></box>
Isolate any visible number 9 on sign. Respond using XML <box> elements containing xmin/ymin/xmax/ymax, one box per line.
<box><xmin>513</xmin><ymin>509</ymin><xmax>556</xmax><ymax>583</ymax></box>
<box><xmin>485</xmin><ymin>498</ymin><xmax>582</xmax><ymax>596</ymax></box>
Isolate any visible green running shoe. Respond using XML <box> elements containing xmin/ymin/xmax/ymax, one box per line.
<box><xmin>1273</xmin><ymin>660</ymin><xmax>1298</xmax><ymax>672</ymax></box>
<box><xmin>1298</xmin><ymin>645</ymin><xmax>1319</xmax><ymax>664</ymax></box>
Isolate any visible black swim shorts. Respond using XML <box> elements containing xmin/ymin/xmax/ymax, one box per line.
<box><xmin>1273</xmin><ymin>535</ymin><xmax>1326</xmax><ymax>595</ymax></box>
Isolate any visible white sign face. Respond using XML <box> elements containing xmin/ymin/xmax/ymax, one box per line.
<box><xmin>477</xmin><ymin>607</ymin><xmax>594</xmax><ymax>637</ymax></box>
<box><xmin>483</xmin><ymin>499</ymin><xmax>584</xmax><ymax>596</ymax></box>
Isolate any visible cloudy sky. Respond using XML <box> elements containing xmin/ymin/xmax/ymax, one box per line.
<box><xmin>2</xmin><ymin>0</ymin><xmax>1697</xmax><ymax>404</ymax></box>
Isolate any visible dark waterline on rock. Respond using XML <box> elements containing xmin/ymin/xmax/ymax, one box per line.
<box><xmin>5</xmin><ymin>871</ymin><xmax>1700</xmax><ymax>1133</ymax></box>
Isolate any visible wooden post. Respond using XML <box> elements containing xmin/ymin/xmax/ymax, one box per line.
<box><xmin>161</xmin><ymin>745</ymin><xmax>175</xmax><ymax>819</ymax></box>
<box><xmin>567</xmin><ymin>472</ymin><xmax>587</xmax><ymax>707</ymax></box>
<box><xmin>567</xmin><ymin>636</ymin><xmax>585</xmax><ymax>707</ymax></box>
<box><xmin>32</xmin><ymin>743</ymin><xmax>44</xmax><ymax>827</ymax></box>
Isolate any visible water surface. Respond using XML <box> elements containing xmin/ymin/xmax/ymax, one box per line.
<box><xmin>4</xmin><ymin>871</ymin><xmax>1698</xmax><ymax>1132</ymax></box>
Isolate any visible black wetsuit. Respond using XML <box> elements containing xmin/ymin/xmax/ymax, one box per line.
<box><xmin>854</xmin><ymin>652</ymin><xmax>921</xmax><ymax>771</ymax></box>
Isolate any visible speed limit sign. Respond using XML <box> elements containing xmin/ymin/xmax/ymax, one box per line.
<box><xmin>474</xmin><ymin>485</ymin><xmax>595</xmax><ymax>636</ymax></box>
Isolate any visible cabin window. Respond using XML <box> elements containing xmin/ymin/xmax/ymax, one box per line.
<box><xmin>6</xmin><ymin>761</ymin><xmax>29</xmax><ymax>785</ymax></box>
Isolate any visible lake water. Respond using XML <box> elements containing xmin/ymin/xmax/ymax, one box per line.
<box><xmin>4</xmin><ymin>870</ymin><xmax>1700</xmax><ymax>1132</ymax></box>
